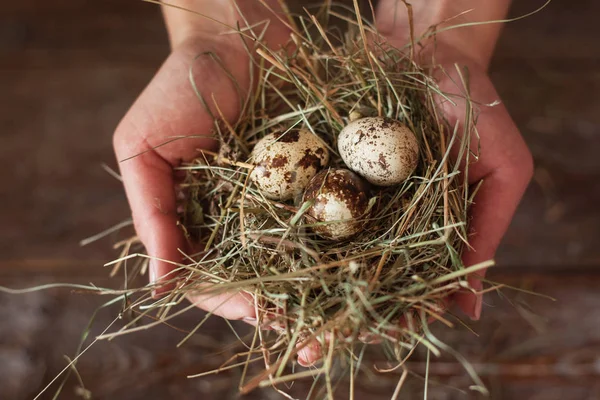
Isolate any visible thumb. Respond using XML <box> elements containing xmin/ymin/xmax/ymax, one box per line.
<box><xmin>114</xmin><ymin>131</ymin><xmax>187</xmax><ymax>295</ymax></box>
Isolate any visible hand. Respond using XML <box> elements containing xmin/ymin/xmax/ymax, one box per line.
<box><xmin>113</xmin><ymin>2</ymin><xmax>290</xmax><ymax>321</ymax></box>
<box><xmin>376</xmin><ymin>0</ymin><xmax>533</xmax><ymax>321</ymax></box>
<box><xmin>297</xmin><ymin>0</ymin><xmax>533</xmax><ymax>366</ymax></box>
<box><xmin>433</xmin><ymin>54</ymin><xmax>533</xmax><ymax>320</ymax></box>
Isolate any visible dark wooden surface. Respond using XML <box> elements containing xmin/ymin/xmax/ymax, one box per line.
<box><xmin>1</xmin><ymin>0</ymin><xmax>599</xmax><ymax>399</ymax></box>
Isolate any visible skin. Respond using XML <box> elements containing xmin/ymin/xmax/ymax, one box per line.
<box><xmin>113</xmin><ymin>0</ymin><xmax>533</xmax><ymax>366</ymax></box>
<box><xmin>113</xmin><ymin>1</ymin><xmax>290</xmax><ymax>320</ymax></box>
<box><xmin>376</xmin><ymin>0</ymin><xmax>533</xmax><ymax>321</ymax></box>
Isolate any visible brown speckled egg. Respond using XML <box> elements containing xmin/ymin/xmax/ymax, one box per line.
<box><xmin>338</xmin><ymin>117</ymin><xmax>419</xmax><ymax>186</ymax></box>
<box><xmin>302</xmin><ymin>168</ymin><xmax>370</xmax><ymax>239</ymax></box>
<box><xmin>250</xmin><ymin>129</ymin><xmax>330</xmax><ymax>200</ymax></box>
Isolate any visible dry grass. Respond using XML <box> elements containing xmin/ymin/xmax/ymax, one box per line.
<box><xmin>114</xmin><ymin>2</ymin><xmax>489</xmax><ymax>397</ymax></box>
<box><xmin>26</xmin><ymin>2</ymin><xmax>494</xmax><ymax>399</ymax></box>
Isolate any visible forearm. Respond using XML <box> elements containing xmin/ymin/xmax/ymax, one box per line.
<box><xmin>377</xmin><ymin>0</ymin><xmax>512</xmax><ymax>68</ymax></box>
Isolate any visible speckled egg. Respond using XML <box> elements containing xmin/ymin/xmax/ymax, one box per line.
<box><xmin>302</xmin><ymin>168</ymin><xmax>370</xmax><ymax>239</ymax></box>
<box><xmin>250</xmin><ymin>129</ymin><xmax>330</xmax><ymax>200</ymax></box>
<box><xmin>337</xmin><ymin>117</ymin><xmax>419</xmax><ymax>186</ymax></box>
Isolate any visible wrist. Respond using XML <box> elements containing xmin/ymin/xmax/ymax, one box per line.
<box><xmin>376</xmin><ymin>0</ymin><xmax>511</xmax><ymax>69</ymax></box>
<box><xmin>162</xmin><ymin>0</ymin><xmax>237</xmax><ymax>49</ymax></box>
<box><xmin>162</xmin><ymin>0</ymin><xmax>288</xmax><ymax>50</ymax></box>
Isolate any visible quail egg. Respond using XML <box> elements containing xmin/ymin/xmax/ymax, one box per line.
<box><xmin>338</xmin><ymin>117</ymin><xmax>419</xmax><ymax>186</ymax></box>
<box><xmin>302</xmin><ymin>168</ymin><xmax>370</xmax><ymax>239</ymax></box>
<box><xmin>250</xmin><ymin>129</ymin><xmax>329</xmax><ymax>200</ymax></box>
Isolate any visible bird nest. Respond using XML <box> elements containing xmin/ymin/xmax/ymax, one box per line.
<box><xmin>108</xmin><ymin>3</ymin><xmax>489</xmax><ymax>398</ymax></box>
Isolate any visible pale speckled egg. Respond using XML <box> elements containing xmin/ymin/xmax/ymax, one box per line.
<box><xmin>250</xmin><ymin>129</ymin><xmax>329</xmax><ymax>200</ymax></box>
<box><xmin>302</xmin><ymin>168</ymin><xmax>370</xmax><ymax>240</ymax></box>
<box><xmin>338</xmin><ymin>117</ymin><xmax>419</xmax><ymax>186</ymax></box>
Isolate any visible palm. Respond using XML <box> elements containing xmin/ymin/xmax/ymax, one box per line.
<box><xmin>113</xmin><ymin>34</ymin><xmax>279</xmax><ymax>320</ymax></box>
<box><xmin>114</xmin><ymin>5</ymin><xmax>532</xmax><ymax>367</ymax></box>
<box><xmin>297</xmin><ymin>55</ymin><xmax>532</xmax><ymax>367</ymax></box>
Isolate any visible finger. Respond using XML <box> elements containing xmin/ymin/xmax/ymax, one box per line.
<box><xmin>115</xmin><ymin>144</ymin><xmax>187</xmax><ymax>296</ymax></box>
<box><xmin>113</xmin><ymin>48</ymin><xmax>240</xmax><ymax>294</ymax></box>
<box><xmin>296</xmin><ymin>304</ymin><xmax>447</xmax><ymax>367</ymax></box>
<box><xmin>297</xmin><ymin>332</ymin><xmax>330</xmax><ymax>368</ymax></box>
<box><xmin>455</xmin><ymin>157</ymin><xmax>533</xmax><ymax>319</ymax></box>
<box><xmin>297</xmin><ymin>341</ymin><xmax>323</xmax><ymax>368</ymax></box>
<box><xmin>187</xmin><ymin>289</ymin><xmax>257</xmax><ymax>322</ymax></box>
<box><xmin>441</xmin><ymin>77</ymin><xmax>533</xmax><ymax>319</ymax></box>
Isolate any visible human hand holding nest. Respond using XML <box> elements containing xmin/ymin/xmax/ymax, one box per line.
<box><xmin>296</xmin><ymin>1</ymin><xmax>534</xmax><ymax>367</ymax></box>
<box><xmin>376</xmin><ymin>0</ymin><xmax>534</xmax><ymax>321</ymax></box>
<box><xmin>113</xmin><ymin>1</ymin><xmax>290</xmax><ymax>320</ymax></box>
<box><xmin>113</xmin><ymin>0</ymin><xmax>533</xmax><ymax>368</ymax></box>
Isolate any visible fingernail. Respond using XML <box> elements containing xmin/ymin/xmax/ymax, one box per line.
<box><xmin>149</xmin><ymin>261</ymin><xmax>160</xmax><ymax>298</ymax></box>
<box><xmin>297</xmin><ymin>359</ymin><xmax>309</xmax><ymax>368</ymax></box>
<box><xmin>148</xmin><ymin>260</ymin><xmax>157</xmax><ymax>284</ymax></box>
<box><xmin>472</xmin><ymin>294</ymin><xmax>482</xmax><ymax>321</ymax></box>
<box><xmin>242</xmin><ymin>317</ymin><xmax>257</xmax><ymax>326</ymax></box>
<box><xmin>296</xmin><ymin>342</ymin><xmax>321</xmax><ymax>368</ymax></box>
<box><xmin>297</xmin><ymin>352</ymin><xmax>309</xmax><ymax>368</ymax></box>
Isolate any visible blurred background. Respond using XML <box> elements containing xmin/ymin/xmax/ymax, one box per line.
<box><xmin>1</xmin><ymin>0</ymin><xmax>599</xmax><ymax>399</ymax></box>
